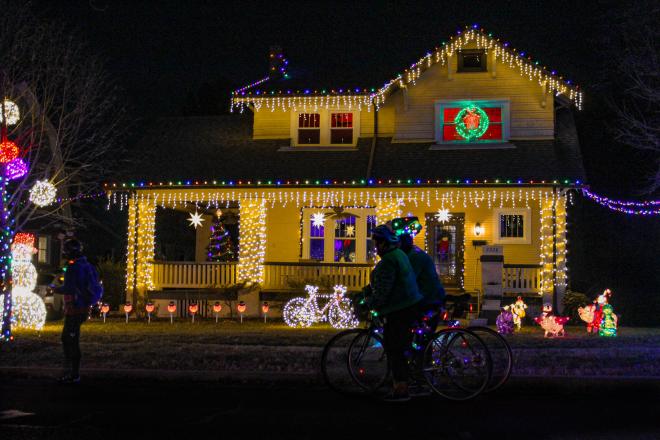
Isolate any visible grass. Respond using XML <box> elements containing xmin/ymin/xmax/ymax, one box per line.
<box><xmin>2</xmin><ymin>318</ymin><xmax>659</xmax><ymax>376</ymax></box>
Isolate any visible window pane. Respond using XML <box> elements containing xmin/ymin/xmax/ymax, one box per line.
<box><xmin>443</xmin><ymin>107</ymin><xmax>461</xmax><ymax>121</ymax></box>
<box><xmin>480</xmin><ymin>123</ymin><xmax>502</xmax><ymax>140</ymax></box>
<box><xmin>462</xmin><ymin>53</ymin><xmax>482</xmax><ymax>68</ymax></box>
<box><xmin>310</xmin><ymin>220</ymin><xmax>324</xmax><ymax>237</ymax></box>
<box><xmin>334</xmin><ymin>239</ymin><xmax>356</xmax><ymax>262</ymax></box>
<box><xmin>500</xmin><ymin>215</ymin><xmax>524</xmax><ymax>238</ymax></box>
<box><xmin>335</xmin><ymin>216</ymin><xmax>356</xmax><ymax>238</ymax></box>
<box><xmin>484</xmin><ymin>107</ymin><xmax>502</xmax><ymax>123</ymax></box>
<box><xmin>331</xmin><ymin>113</ymin><xmax>353</xmax><ymax>128</ymax></box>
<box><xmin>310</xmin><ymin>239</ymin><xmax>324</xmax><ymax>260</ymax></box>
<box><xmin>38</xmin><ymin>236</ymin><xmax>48</xmax><ymax>264</ymax></box>
<box><xmin>330</xmin><ymin>128</ymin><xmax>353</xmax><ymax>144</ymax></box>
<box><xmin>298</xmin><ymin>113</ymin><xmax>320</xmax><ymax>128</ymax></box>
<box><xmin>298</xmin><ymin>129</ymin><xmax>320</xmax><ymax>144</ymax></box>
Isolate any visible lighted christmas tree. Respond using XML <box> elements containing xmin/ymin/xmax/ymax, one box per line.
<box><xmin>206</xmin><ymin>210</ymin><xmax>236</xmax><ymax>262</ymax></box>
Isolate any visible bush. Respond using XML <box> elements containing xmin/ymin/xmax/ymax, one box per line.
<box><xmin>562</xmin><ymin>289</ymin><xmax>590</xmax><ymax>323</ymax></box>
<box><xmin>97</xmin><ymin>258</ymin><xmax>126</xmax><ymax>310</ymax></box>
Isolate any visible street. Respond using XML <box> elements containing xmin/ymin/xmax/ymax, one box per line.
<box><xmin>1</xmin><ymin>376</ymin><xmax>658</xmax><ymax>439</ymax></box>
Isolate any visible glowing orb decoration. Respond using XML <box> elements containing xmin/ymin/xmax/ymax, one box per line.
<box><xmin>311</xmin><ymin>212</ymin><xmax>326</xmax><ymax>229</ymax></box>
<box><xmin>0</xmin><ymin>140</ymin><xmax>19</xmax><ymax>164</ymax></box>
<box><xmin>123</xmin><ymin>302</ymin><xmax>133</xmax><ymax>313</ymax></box>
<box><xmin>187</xmin><ymin>211</ymin><xmax>205</xmax><ymax>229</ymax></box>
<box><xmin>0</xmin><ymin>291</ymin><xmax>47</xmax><ymax>331</ymax></box>
<box><xmin>145</xmin><ymin>303</ymin><xmax>155</xmax><ymax>313</ymax></box>
<box><xmin>0</xmin><ymin>100</ymin><xmax>20</xmax><ymax>125</ymax></box>
<box><xmin>188</xmin><ymin>303</ymin><xmax>199</xmax><ymax>314</ymax></box>
<box><xmin>454</xmin><ymin>105</ymin><xmax>489</xmax><ymax>141</ymax></box>
<box><xmin>12</xmin><ymin>263</ymin><xmax>38</xmax><ymax>291</ymax></box>
<box><xmin>100</xmin><ymin>303</ymin><xmax>110</xmax><ymax>314</ymax></box>
<box><xmin>261</xmin><ymin>302</ymin><xmax>269</xmax><ymax>314</ymax></box>
<box><xmin>212</xmin><ymin>302</ymin><xmax>222</xmax><ymax>313</ymax></box>
<box><xmin>167</xmin><ymin>301</ymin><xmax>177</xmax><ymax>314</ymax></box>
<box><xmin>237</xmin><ymin>301</ymin><xmax>247</xmax><ymax>314</ymax></box>
<box><xmin>5</xmin><ymin>158</ymin><xmax>28</xmax><ymax>181</ymax></box>
<box><xmin>283</xmin><ymin>284</ymin><xmax>358</xmax><ymax>329</ymax></box>
<box><xmin>29</xmin><ymin>180</ymin><xmax>57</xmax><ymax>207</ymax></box>
<box><xmin>435</xmin><ymin>208</ymin><xmax>452</xmax><ymax>223</ymax></box>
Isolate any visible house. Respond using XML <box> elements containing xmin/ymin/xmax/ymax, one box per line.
<box><xmin>107</xmin><ymin>26</ymin><xmax>584</xmax><ymax>318</ymax></box>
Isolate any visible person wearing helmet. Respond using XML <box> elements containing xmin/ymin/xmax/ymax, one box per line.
<box><xmin>362</xmin><ymin>224</ymin><xmax>423</xmax><ymax>402</ymax></box>
<box><xmin>395</xmin><ymin>217</ymin><xmax>446</xmax><ymax>327</ymax></box>
<box><xmin>51</xmin><ymin>239</ymin><xmax>103</xmax><ymax>384</ymax></box>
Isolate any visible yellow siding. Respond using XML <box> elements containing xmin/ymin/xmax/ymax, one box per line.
<box><xmin>265</xmin><ymin>204</ymin><xmax>302</xmax><ymax>262</ymax></box>
<box><xmin>253</xmin><ymin>110</ymin><xmax>290</xmax><ymax>139</ymax></box>
<box><xmin>376</xmin><ymin>41</ymin><xmax>554</xmax><ymax>141</ymax></box>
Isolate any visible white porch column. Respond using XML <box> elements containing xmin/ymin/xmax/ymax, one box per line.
<box><xmin>125</xmin><ymin>195</ymin><xmax>137</xmax><ymax>302</ymax></box>
<box><xmin>135</xmin><ymin>199</ymin><xmax>156</xmax><ymax>296</ymax></box>
<box><xmin>237</xmin><ymin>199</ymin><xmax>267</xmax><ymax>285</ymax></box>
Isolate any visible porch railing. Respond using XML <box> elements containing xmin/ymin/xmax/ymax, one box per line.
<box><xmin>151</xmin><ymin>261</ymin><xmax>237</xmax><ymax>289</ymax></box>
<box><xmin>502</xmin><ymin>264</ymin><xmax>541</xmax><ymax>295</ymax></box>
<box><xmin>263</xmin><ymin>261</ymin><xmax>372</xmax><ymax>291</ymax></box>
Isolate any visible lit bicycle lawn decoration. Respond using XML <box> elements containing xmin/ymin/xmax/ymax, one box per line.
<box><xmin>454</xmin><ymin>105</ymin><xmax>489</xmax><ymax>141</ymax></box>
<box><xmin>283</xmin><ymin>284</ymin><xmax>358</xmax><ymax>329</ymax></box>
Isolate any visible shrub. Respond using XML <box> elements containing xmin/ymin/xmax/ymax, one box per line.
<box><xmin>562</xmin><ymin>289</ymin><xmax>590</xmax><ymax>323</ymax></box>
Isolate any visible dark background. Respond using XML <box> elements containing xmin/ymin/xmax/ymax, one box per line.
<box><xmin>35</xmin><ymin>0</ymin><xmax>659</xmax><ymax>324</ymax></box>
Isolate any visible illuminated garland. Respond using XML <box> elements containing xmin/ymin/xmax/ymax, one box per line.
<box><xmin>125</xmin><ymin>196</ymin><xmax>137</xmax><ymax>295</ymax></box>
<box><xmin>231</xmin><ymin>25</ymin><xmax>581</xmax><ymax>112</ymax></box>
<box><xmin>581</xmin><ymin>189</ymin><xmax>660</xmax><ymax>215</ymax></box>
<box><xmin>136</xmin><ymin>201</ymin><xmax>156</xmax><ymax>292</ymax></box>
<box><xmin>375</xmin><ymin>198</ymin><xmax>402</xmax><ymax>224</ymax></box>
<box><xmin>237</xmin><ymin>199</ymin><xmax>267</xmax><ymax>284</ymax></box>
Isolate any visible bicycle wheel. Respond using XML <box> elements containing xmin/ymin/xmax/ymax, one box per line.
<box><xmin>348</xmin><ymin>330</ymin><xmax>389</xmax><ymax>393</ymax></box>
<box><xmin>282</xmin><ymin>298</ymin><xmax>313</xmax><ymax>328</ymax></box>
<box><xmin>328</xmin><ymin>298</ymin><xmax>359</xmax><ymax>329</ymax></box>
<box><xmin>467</xmin><ymin>326</ymin><xmax>513</xmax><ymax>393</ymax></box>
<box><xmin>321</xmin><ymin>329</ymin><xmax>366</xmax><ymax>395</ymax></box>
<box><xmin>421</xmin><ymin>328</ymin><xmax>491</xmax><ymax>401</ymax></box>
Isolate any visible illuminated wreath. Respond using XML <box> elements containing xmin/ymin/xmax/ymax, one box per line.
<box><xmin>454</xmin><ymin>105</ymin><xmax>489</xmax><ymax>141</ymax></box>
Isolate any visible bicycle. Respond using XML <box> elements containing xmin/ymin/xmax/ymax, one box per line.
<box><xmin>322</xmin><ymin>308</ymin><xmax>494</xmax><ymax>401</ymax></box>
<box><xmin>283</xmin><ymin>284</ymin><xmax>358</xmax><ymax>329</ymax></box>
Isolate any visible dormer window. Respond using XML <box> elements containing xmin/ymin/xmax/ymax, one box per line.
<box><xmin>292</xmin><ymin>110</ymin><xmax>359</xmax><ymax>147</ymax></box>
<box><xmin>298</xmin><ymin>113</ymin><xmax>320</xmax><ymax>144</ymax></box>
<box><xmin>457</xmin><ymin>49</ymin><xmax>487</xmax><ymax>72</ymax></box>
<box><xmin>330</xmin><ymin>113</ymin><xmax>353</xmax><ymax>144</ymax></box>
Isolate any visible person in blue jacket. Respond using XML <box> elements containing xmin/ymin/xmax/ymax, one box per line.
<box><xmin>362</xmin><ymin>224</ymin><xmax>423</xmax><ymax>402</ymax></box>
<box><xmin>52</xmin><ymin>239</ymin><xmax>103</xmax><ymax>384</ymax></box>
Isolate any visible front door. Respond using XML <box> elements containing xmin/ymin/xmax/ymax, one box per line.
<box><xmin>425</xmin><ymin>213</ymin><xmax>464</xmax><ymax>288</ymax></box>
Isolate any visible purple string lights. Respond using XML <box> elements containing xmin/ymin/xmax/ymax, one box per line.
<box><xmin>581</xmin><ymin>189</ymin><xmax>660</xmax><ymax>215</ymax></box>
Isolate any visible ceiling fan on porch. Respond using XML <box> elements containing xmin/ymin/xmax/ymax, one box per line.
<box><xmin>323</xmin><ymin>207</ymin><xmax>360</xmax><ymax>221</ymax></box>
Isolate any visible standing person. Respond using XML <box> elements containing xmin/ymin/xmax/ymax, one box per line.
<box><xmin>362</xmin><ymin>225</ymin><xmax>422</xmax><ymax>402</ymax></box>
<box><xmin>52</xmin><ymin>239</ymin><xmax>103</xmax><ymax>384</ymax></box>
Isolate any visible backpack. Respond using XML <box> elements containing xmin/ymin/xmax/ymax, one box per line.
<box><xmin>81</xmin><ymin>263</ymin><xmax>104</xmax><ymax>306</ymax></box>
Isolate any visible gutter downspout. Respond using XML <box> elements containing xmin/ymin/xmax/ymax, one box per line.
<box><xmin>366</xmin><ymin>98</ymin><xmax>378</xmax><ymax>180</ymax></box>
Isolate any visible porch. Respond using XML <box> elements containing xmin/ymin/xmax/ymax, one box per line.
<box><xmin>149</xmin><ymin>260</ymin><xmax>541</xmax><ymax>295</ymax></box>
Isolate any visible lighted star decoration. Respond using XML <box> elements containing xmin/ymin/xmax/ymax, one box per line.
<box><xmin>188</xmin><ymin>211</ymin><xmax>205</xmax><ymax>229</ymax></box>
<box><xmin>345</xmin><ymin>225</ymin><xmax>355</xmax><ymax>237</ymax></box>
<box><xmin>311</xmin><ymin>212</ymin><xmax>326</xmax><ymax>229</ymax></box>
<box><xmin>435</xmin><ymin>208</ymin><xmax>452</xmax><ymax>223</ymax></box>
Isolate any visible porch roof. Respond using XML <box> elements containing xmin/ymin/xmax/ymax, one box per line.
<box><xmin>114</xmin><ymin>110</ymin><xmax>585</xmax><ymax>188</ymax></box>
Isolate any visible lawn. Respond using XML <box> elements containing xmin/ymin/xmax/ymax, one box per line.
<box><xmin>2</xmin><ymin>318</ymin><xmax>659</xmax><ymax>377</ymax></box>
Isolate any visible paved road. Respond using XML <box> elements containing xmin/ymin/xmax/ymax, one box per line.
<box><xmin>0</xmin><ymin>376</ymin><xmax>658</xmax><ymax>439</ymax></box>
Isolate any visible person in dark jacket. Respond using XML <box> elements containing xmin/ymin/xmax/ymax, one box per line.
<box><xmin>362</xmin><ymin>224</ymin><xmax>423</xmax><ymax>402</ymax></box>
<box><xmin>52</xmin><ymin>239</ymin><xmax>102</xmax><ymax>384</ymax></box>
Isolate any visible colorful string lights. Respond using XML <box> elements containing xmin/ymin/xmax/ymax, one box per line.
<box><xmin>29</xmin><ymin>180</ymin><xmax>57</xmax><ymax>207</ymax></box>
<box><xmin>582</xmin><ymin>189</ymin><xmax>660</xmax><ymax>215</ymax></box>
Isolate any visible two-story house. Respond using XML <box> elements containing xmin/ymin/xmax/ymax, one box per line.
<box><xmin>108</xmin><ymin>26</ymin><xmax>584</xmax><ymax>318</ymax></box>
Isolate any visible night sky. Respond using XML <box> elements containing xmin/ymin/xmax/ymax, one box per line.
<box><xmin>34</xmin><ymin>0</ymin><xmax>659</xmax><ymax>321</ymax></box>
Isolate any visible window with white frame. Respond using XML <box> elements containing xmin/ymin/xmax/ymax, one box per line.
<box><xmin>292</xmin><ymin>110</ymin><xmax>358</xmax><ymax>147</ymax></box>
<box><xmin>302</xmin><ymin>208</ymin><xmax>374</xmax><ymax>262</ymax></box>
<box><xmin>434</xmin><ymin>100</ymin><xmax>510</xmax><ymax>144</ymax></box>
<box><xmin>298</xmin><ymin>113</ymin><xmax>320</xmax><ymax>145</ymax></box>
<box><xmin>493</xmin><ymin>208</ymin><xmax>531</xmax><ymax>244</ymax></box>
<box><xmin>330</xmin><ymin>113</ymin><xmax>353</xmax><ymax>144</ymax></box>
<box><xmin>38</xmin><ymin>236</ymin><xmax>49</xmax><ymax>264</ymax></box>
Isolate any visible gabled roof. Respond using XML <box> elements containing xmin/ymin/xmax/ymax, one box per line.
<box><xmin>109</xmin><ymin>108</ymin><xmax>585</xmax><ymax>189</ymax></box>
<box><xmin>231</xmin><ymin>25</ymin><xmax>583</xmax><ymax>113</ymax></box>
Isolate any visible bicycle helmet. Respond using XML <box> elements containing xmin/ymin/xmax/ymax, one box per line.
<box><xmin>371</xmin><ymin>224</ymin><xmax>399</xmax><ymax>244</ymax></box>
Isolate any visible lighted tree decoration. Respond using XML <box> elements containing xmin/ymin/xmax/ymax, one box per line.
<box><xmin>0</xmin><ymin>4</ymin><xmax>127</xmax><ymax>341</ymax></box>
<box><xmin>206</xmin><ymin>210</ymin><xmax>236</xmax><ymax>262</ymax></box>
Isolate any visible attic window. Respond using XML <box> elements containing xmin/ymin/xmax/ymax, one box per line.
<box><xmin>298</xmin><ymin>113</ymin><xmax>320</xmax><ymax>144</ymax></box>
<box><xmin>330</xmin><ymin>113</ymin><xmax>353</xmax><ymax>144</ymax></box>
<box><xmin>457</xmin><ymin>49</ymin><xmax>487</xmax><ymax>72</ymax></box>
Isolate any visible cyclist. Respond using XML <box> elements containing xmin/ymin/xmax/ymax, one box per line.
<box><xmin>394</xmin><ymin>217</ymin><xmax>446</xmax><ymax>331</ymax></box>
<box><xmin>361</xmin><ymin>224</ymin><xmax>423</xmax><ymax>402</ymax></box>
